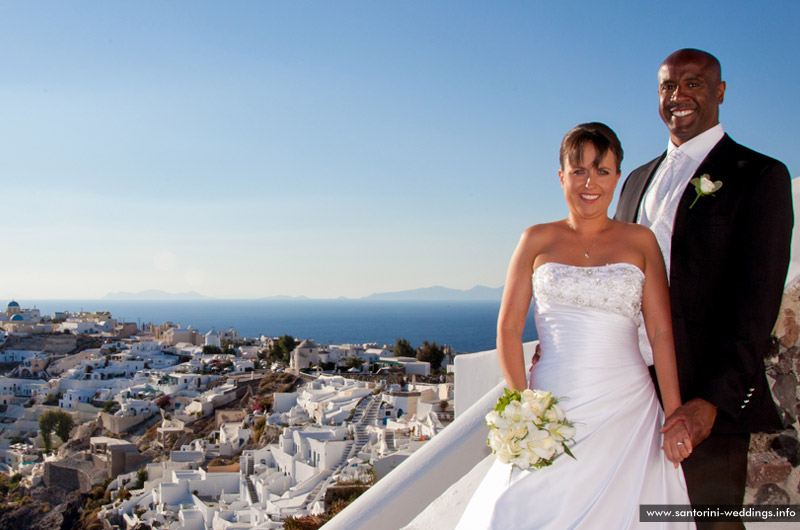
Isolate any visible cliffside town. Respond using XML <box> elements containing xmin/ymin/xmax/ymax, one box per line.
<box><xmin>0</xmin><ymin>301</ymin><xmax>453</xmax><ymax>530</ymax></box>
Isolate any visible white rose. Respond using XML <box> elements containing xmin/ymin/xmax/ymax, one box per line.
<box><xmin>697</xmin><ymin>175</ymin><xmax>723</xmax><ymax>194</ymax></box>
<box><xmin>502</xmin><ymin>435</ymin><xmax>523</xmax><ymax>459</ymax></box>
<box><xmin>520</xmin><ymin>388</ymin><xmax>536</xmax><ymax>403</ymax></box>
<box><xmin>495</xmin><ymin>445</ymin><xmax>513</xmax><ymax>464</ymax></box>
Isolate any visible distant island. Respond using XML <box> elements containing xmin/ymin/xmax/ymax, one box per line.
<box><xmin>102</xmin><ymin>286</ymin><xmax>503</xmax><ymax>302</ymax></box>
<box><xmin>364</xmin><ymin>285</ymin><xmax>503</xmax><ymax>301</ymax></box>
<box><xmin>102</xmin><ymin>289</ymin><xmax>210</xmax><ymax>300</ymax></box>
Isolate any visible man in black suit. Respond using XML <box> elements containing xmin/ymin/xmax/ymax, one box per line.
<box><xmin>615</xmin><ymin>49</ymin><xmax>793</xmax><ymax>528</ymax></box>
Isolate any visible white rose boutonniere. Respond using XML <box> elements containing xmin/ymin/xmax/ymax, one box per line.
<box><xmin>486</xmin><ymin>388</ymin><xmax>576</xmax><ymax>470</ymax></box>
<box><xmin>688</xmin><ymin>174</ymin><xmax>723</xmax><ymax>209</ymax></box>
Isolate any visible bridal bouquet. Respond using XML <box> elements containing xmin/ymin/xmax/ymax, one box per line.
<box><xmin>486</xmin><ymin>388</ymin><xmax>576</xmax><ymax>470</ymax></box>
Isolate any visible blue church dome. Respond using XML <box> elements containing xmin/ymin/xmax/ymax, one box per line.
<box><xmin>10</xmin><ymin>314</ymin><xmax>24</xmax><ymax>321</ymax></box>
<box><xmin>7</xmin><ymin>301</ymin><xmax>19</xmax><ymax>308</ymax></box>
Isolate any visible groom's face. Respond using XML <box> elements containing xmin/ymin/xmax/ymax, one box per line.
<box><xmin>657</xmin><ymin>52</ymin><xmax>726</xmax><ymax>146</ymax></box>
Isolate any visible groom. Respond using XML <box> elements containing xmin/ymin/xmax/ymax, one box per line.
<box><xmin>615</xmin><ymin>49</ymin><xmax>793</xmax><ymax>527</ymax></box>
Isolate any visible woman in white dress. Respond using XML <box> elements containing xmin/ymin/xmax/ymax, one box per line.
<box><xmin>455</xmin><ymin>123</ymin><xmax>694</xmax><ymax>529</ymax></box>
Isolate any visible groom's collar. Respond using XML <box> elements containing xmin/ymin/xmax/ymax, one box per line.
<box><xmin>666</xmin><ymin>123</ymin><xmax>724</xmax><ymax>164</ymax></box>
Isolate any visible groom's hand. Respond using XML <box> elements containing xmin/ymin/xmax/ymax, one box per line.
<box><xmin>661</xmin><ymin>398</ymin><xmax>717</xmax><ymax>447</ymax></box>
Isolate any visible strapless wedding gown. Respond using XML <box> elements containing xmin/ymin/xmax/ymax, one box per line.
<box><xmin>455</xmin><ymin>262</ymin><xmax>693</xmax><ymax>529</ymax></box>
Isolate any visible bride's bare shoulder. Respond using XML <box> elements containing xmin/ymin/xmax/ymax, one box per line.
<box><xmin>520</xmin><ymin>222</ymin><xmax>563</xmax><ymax>248</ymax></box>
<box><xmin>611</xmin><ymin>220</ymin><xmax>655</xmax><ymax>241</ymax></box>
<box><xmin>522</xmin><ymin>221</ymin><xmax>564</xmax><ymax>238</ymax></box>
<box><xmin>610</xmin><ymin>220</ymin><xmax>661</xmax><ymax>260</ymax></box>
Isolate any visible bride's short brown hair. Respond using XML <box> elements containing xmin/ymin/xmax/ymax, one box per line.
<box><xmin>559</xmin><ymin>122</ymin><xmax>623</xmax><ymax>172</ymax></box>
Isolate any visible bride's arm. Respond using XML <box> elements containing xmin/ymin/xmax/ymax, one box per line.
<box><xmin>639</xmin><ymin>228</ymin><xmax>692</xmax><ymax>463</ymax></box>
<box><xmin>497</xmin><ymin>227</ymin><xmax>538</xmax><ymax>392</ymax></box>
<box><xmin>640</xmin><ymin>229</ymin><xmax>681</xmax><ymax>416</ymax></box>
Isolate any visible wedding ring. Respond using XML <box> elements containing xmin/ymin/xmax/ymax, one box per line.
<box><xmin>676</xmin><ymin>442</ymin><xmax>684</xmax><ymax>446</ymax></box>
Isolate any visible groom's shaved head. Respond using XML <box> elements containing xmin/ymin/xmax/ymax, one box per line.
<box><xmin>661</xmin><ymin>49</ymin><xmax>722</xmax><ymax>84</ymax></box>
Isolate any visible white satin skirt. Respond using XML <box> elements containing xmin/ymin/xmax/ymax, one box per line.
<box><xmin>454</xmin><ymin>301</ymin><xmax>693</xmax><ymax>529</ymax></box>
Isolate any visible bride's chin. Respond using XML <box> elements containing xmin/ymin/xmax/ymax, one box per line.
<box><xmin>568</xmin><ymin>208</ymin><xmax>610</xmax><ymax>220</ymax></box>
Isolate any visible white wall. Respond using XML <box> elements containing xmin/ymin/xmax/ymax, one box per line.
<box><xmin>453</xmin><ymin>342</ymin><xmax>537</xmax><ymax>417</ymax></box>
<box><xmin>273</xmin><ymin>393</ymin><xmax>299</xmax><ymax>413</ymax></box>
<box><xmin>784</xmin><ymin>177</ymin><xmax>800</xmax><ymax>286</ymax></box>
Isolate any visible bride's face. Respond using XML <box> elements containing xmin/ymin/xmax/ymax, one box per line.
<box><xmin>559</xmin><ymin>144</ymin><xmax>620</xmax><ymax>220</ymax></box>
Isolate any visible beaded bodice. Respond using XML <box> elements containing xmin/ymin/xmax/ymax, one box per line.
<box><xmin>532</xmin><ymin>262</ymin><xmax>644</xmax><ymax>321</ymax></box>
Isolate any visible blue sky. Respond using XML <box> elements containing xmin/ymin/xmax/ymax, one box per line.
<box><xmin>1</xmin><ymin>1</ymin><xmax>798</xmax><ymax>299</ymax></box>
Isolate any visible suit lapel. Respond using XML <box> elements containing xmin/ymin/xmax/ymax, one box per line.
<box><xmin>626</xmin><ymin>154</ymin><xmax>665</xmax><ymax>222</ymax></box>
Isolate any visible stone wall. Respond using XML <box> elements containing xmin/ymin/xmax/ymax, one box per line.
<box><xmin>43</xmin><ymin>461</ymin><xmax>93</xmax><ymax>493</ymax></box>
<box><xmin>100</xmin><ymin>410</ymin><xmax>156</xmax><ymax>434</ymax></box>
<box><xmin>746</xmin><ymin>278</ymin><xmax>800</xmax><ymax>503</ymax></box>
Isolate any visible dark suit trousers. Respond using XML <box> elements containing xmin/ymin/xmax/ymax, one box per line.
<box><xmin>680</xmin><ymin>432</ymin><xmax>750</xmax><ymax>530</ymax></box>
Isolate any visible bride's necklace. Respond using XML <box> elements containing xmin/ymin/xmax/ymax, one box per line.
<box><xmin>566</xmin><ymin>220</ymin><xmax>601</xmax><ymax>259</ymax></box>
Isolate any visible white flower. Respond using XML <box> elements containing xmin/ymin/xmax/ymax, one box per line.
<box><xmin>533</xmin><ymin>389</ymin><xmax>553</xmax><ymax>406</ymax></box>
<box><xmin>699</xmin><ymin>176</ymin><xmax>720</xmax><ymax>193</ymax></box>
<box><xmin>544</xmin><ymin>405</ymin><xmax>566</xmax><ymax>423</ymax></box>
<box><xmin>547</xmin><ymin>422</ymin><xmax>577</xmax><ymax>442</ymax></box>
<box><xmin>487</xmin><ymin>410</ymin><xmax>514</xmax><ymax>431</ymax></box>
<box><xmin>689</xmin><ymin>174</ymin><xmax>723</xmax><ymax>209</ymax></box>
<box><xmin>520</xmin><ymin>388</ymin><xmax>536</xmax><ymax>403</ymax></box>
<box><xmin>511</xmin><ymin>452</ymin><xmax>532</xmax><ymax>470</ymax></box>
<box><xmin>526</xmin><ymin>430</ymin><xmax>557</xmax><ymax>459</ymax></box>
<box><xmin>503</xmin><ymin>400</ymin><xmax>525</xmax><ymax>423</ymax></box>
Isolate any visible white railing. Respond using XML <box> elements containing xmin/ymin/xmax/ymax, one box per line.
<box><xmin>320</xmin><ymin>342</ymin><xmax>537</xmax><ymax>530</ymax></box>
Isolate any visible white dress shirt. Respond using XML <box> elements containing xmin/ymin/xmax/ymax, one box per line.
<box><xmin>636</xmin><ymin>123</ymin><xmax>724</xmax><ymax>365</ymax></box>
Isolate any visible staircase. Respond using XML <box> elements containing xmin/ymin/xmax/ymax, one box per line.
<box><xmin>245</xmin><ymin>476</ymin><xmax>259</xmax><ymax>503</ymax></box>
<box><xmin>384</xmin><ymin>430</ymin><xmax>395</xmax><ymax>451</ymax></box>
<box><xmin>300</xmin><ymin>396</ymin><xmax>382</xmax><ymax>513</ymax></box>
<box><xmin>335</xmin><ymin>441</ymin><xmax>354</xmax><ymax>469</ymax></box>
<box><xmin>305</xmin><ymin>479</ymin><xmax>327</xmax><ymax>509</ymax></box>
<box><xmin>363</xmin><ymin>396</ymin><xmax>380</xmax><ymax>426</ymax></box>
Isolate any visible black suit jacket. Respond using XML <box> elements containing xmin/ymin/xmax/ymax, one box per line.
<box><xmin>615</xmin><ymin>134</ymin><xmax>793</xmax><ymax>434</ymax></box>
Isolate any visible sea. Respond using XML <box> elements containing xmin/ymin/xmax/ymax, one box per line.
<box><xmin>25</xmin><ymin>299</ymin><xmax>538</xmax><ymax>354</ymax></box>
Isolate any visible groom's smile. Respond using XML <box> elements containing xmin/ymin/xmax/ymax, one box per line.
<box><xmin>671</xmin><ymin>108</ymin><xmax>695</xmax><ymax>118</ymax></box>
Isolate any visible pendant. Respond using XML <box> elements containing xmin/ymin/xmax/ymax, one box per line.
<box><xmin>584</xmin><ymin>252</ymin><xmax>590</xmax><ymax>259</ymax></box>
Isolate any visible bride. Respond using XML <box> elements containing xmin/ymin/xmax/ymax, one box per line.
<box><xmin>455</xmin><ymin>123</ymin><xmax>694</xmax><ymax>529</ymax></box>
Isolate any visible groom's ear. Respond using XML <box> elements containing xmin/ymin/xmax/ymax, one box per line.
<box><xmin>558</xmin><ymin>169</ymin><xmax>565</xmax><ymax>187</ymax></box>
